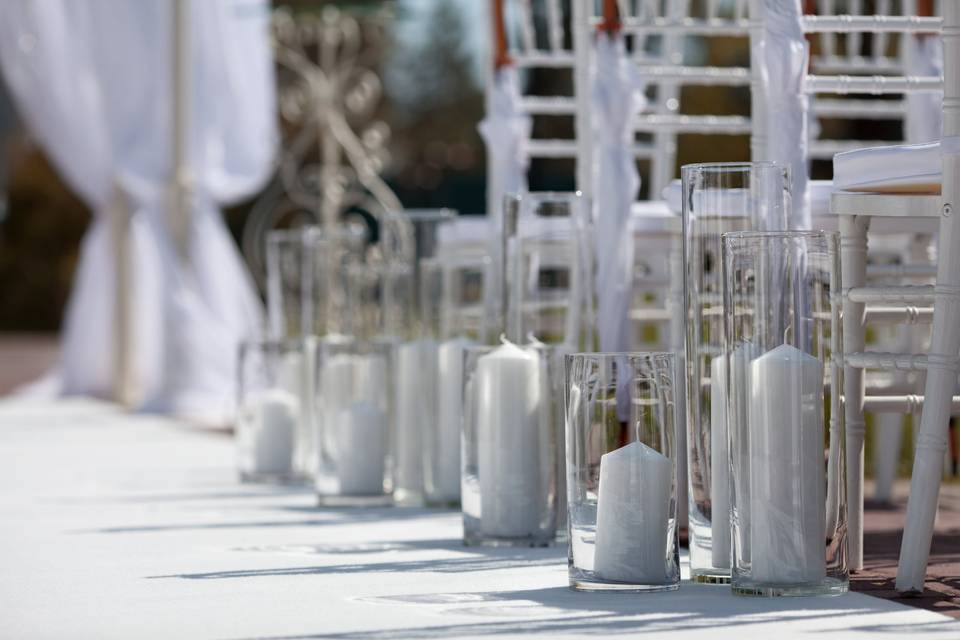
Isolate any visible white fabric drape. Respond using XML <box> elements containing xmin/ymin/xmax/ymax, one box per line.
<box><xmin>591</xmin><ymin>32</ymin><xmax>644</xmax><ymax>355</ymax></box>
<box><xmin>479</xmin><ymin>65</ymin><xmax>530</xmax><ymax>337</ymax></box>
<box><xmin>479</xmin><ymin>65</ymin><xmax>531</xmax><ymax>229</ymax></box>
<box><xmin>0</xmin><ymin>0</ymin><xmax>276</xmax><ymax>423</ymax></box>
<box><xmin>755</xmin><ymin>0</ymin><xmax>809</xmax><ymax>229</ymax></box>
<box><xmin>905</xmin><ymin>34</ymin><xmax>943</xmax><ymax>144</ymax></box>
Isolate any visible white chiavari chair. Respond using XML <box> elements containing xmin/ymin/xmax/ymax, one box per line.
<box><xmin>783</xmin><ymin>4</ymin><xmax>950</xmax><ymax>575</ymax></box>
<box><xmin>786</xmin><ymin>3</ymin><xmax>946</xmax><ymax>515</ymax></box>
<box><xmin>823</xmin><ymin>5</ymin><xmax>960</xmax><ymax>591</ymax></box>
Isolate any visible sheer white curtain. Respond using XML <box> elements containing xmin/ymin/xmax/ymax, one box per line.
<box><xmin>0</xmin><ymin>0</ymin><xmax>276</xmax><ymax>423</ymax></box>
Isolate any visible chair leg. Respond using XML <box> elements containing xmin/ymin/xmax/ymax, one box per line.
<box><xmin>897</xmin><ymin>1</ymin><xmax>960</xmax><ymax>592</ymax></box>
<box><xmin>841</xmin><ymin>214</ymin><xmax>869</xmax><ymax>571</ymax></box>
<box><xmin>873</xmin><ymin>321</ymin><xmax>912</xmax><ymax>503</ymax></box>
<box><xmin>896</xmin><ymin>234</ymin><xmax>960</xmax><ymax>592</ymax></box>
<box><xmin>873</xmin><ymin>412</ymin><xmax>902</xmax><ymax>504</ymax></box>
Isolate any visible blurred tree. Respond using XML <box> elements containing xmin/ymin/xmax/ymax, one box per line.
<box><xmin>386</xmin><ymin>2</ymin><xmax>486</xmax><ymax>212</ymax></box>
<box><xmin>0</xmin><ymin>145</ymin><xmax>89</xmax><ymax>331</ymax></box>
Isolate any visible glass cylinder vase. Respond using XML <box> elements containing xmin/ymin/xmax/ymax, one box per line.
<box><xmin>461</xmin><ymin>341</ymin><xmax>558</xmax><ymax>546</ymax></box>
<box><xmin>236</xmin><ymin>339</ymin><xmax>309</xmax><ymax>484</ymax></box>
<box><xmin>313</xmin><ymin>339</ymin><xmax>394</xmax><ymax>507</ymax></box>
<box><xmin>502</xmin><ymin>192</ymin><xmax>593</xmax><ymax>540</ymax></box>
<box><xmin>266</xmin><ymin>226</ymin><xmax>365</xmax><ymax>341</ymax></box>
<box><xmin>266</xmin><ymin>230</ymin><xmax>308</xmax><ymax>340</ymax></box>
<box><xmin>565</xmin><ymin>352</ymin><xmax>681</xmax><ymax>592</ymax></box>
<box><xmin>681</xmin><ymin>162</ymin><xmax>790</xmax><ymax>583</ymax></box>
<box><xmin>722</xmin><ymin>230</ymin><xmax>847</xmax><ymax>597</ymax></box>
<box><xmin>419</xmin><ymin>256</ymin><xmax>492</xmax><ymax>507</ymax></box>
<box><xmin>501</xmin><ymin>192</ymin><xmax>593</xmax><ymax>348</ymax></box>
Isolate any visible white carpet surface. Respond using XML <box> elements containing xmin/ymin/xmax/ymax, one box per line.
<box><xmin>1</xmin><ymin>398</ymin><xmax>957</xmax><ymax>639</ymax></box>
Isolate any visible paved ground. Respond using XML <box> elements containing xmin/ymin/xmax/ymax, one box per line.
<box><xmin>852</xmin><ymin>484</ymin><xmax>960</xmax><ymax>619</ymax></box>
<box><xmin>1</xmin><ymin>332</ymin><xmax>958</xmax><ymax>618</ymax></box>
<box><xmin>0</xmin><ymin>333</ymin><xmax>57</xmax><ymax>395</ymax></box>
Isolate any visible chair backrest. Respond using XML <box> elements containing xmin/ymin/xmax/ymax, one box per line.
<box><xmin>493</xmin><ymin>1</ymin><xmax>945</xmax><ymax>206</ymax></box>
<box><xmin>802</xmin><ymin>0</ymin><xmax>944</xmax><ymax>170</ymax></box>
<box><xmin>499</xmin><ymin>0</ymin><xmax>754</xmax><ymax>201</ymax></box>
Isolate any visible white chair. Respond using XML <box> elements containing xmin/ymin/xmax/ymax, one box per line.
<box><xmin>805</xmin><ymin>0</ymin><xmax>943</xmax><ymax>161</ymax></box>
<box><xmin>831</xmin><ymin>4</ymin><xmax>959</xmax><ymax>590</ymax></box>
<box><xmin>499</xmin><ymin>0</ymin><xmax>753</xmax><ymax>201</ymax></box>
<box><xmin>738</xmin><ymin>0</ymin><xmax>947</xmax><ymax>573</ymax></box>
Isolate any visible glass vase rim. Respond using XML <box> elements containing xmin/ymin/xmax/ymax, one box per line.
<box><xmin>392</xmin><ymin>208</ymin><xmax>459</xmax><ymax>221</ymax></box>
<box><xmin>721</xmin><ymin>229</ymin><xmax>840</xmax><ymax>241</ymax></box>
<box><xmin>681</xmin><ymin>161</ymin><xmax>786</xmax><ymax>174</ymax></box>
<box><xmin>504</xmin><ymin>190</ymin><xmax>585</xmax><ymax>202</ymax></box>
<box><xmin>565</xmin><ymin>350</ymin><xmax>677</xmax><ymax>361</ymax></box>
<box><xmin>267</xmin><ymin>224</ymin><xmax>366</xmax><ymax>243</ymax></box>
<box><xmin>239</xmin><ymin>337</ymin><xmax>308</xmax><ymax>351</ymax></box>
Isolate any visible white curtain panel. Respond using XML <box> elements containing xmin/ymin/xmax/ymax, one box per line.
<box><xmin>0</xmin><ymin>0</ymin><xmax>276</xmax><ymax>423</ymax></box>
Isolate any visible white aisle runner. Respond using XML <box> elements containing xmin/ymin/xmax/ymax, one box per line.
<box><xmin>0</xmin><ymin>399</ymin><xmax>957</xmax><ymax>639</ymax></box>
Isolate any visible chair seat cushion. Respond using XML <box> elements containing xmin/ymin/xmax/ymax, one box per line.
<box><xmin>833</xmin><ymin>142</ymin><xmax>942</xmax><ymax>194</ymax></box>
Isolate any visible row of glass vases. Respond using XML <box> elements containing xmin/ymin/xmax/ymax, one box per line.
<box><xmin>237</xmin><ymin>169</ymin><xmax>849</xmax><ymax>597</ymax></box>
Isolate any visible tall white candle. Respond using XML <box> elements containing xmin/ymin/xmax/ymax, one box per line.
<box><xmin>319</xmin><ymin>354</ymin><xmax>357</xmax><ymax>456</ymax></box>
<box><xmin>395</xmin><ymin>340</ymin><xmax>435</xmax><ymax>496</ymax></box>
<box><xmin>436</xmin><ymin>337</ymin><xmax>474</xmax><ymax>500</ymax></box>
<box><xmin>278</xmin><ymin>350</ymin><xmax>302</xmax><ymax>396</ymax></box>
<box><xmin>280</xmin><ymin>346</ymin><xmax>318</xmax><ymax>476</ymax></box>
<box><xmin>709</xmin><ymin>354</ymin><xmax>730</xmax><ymax>569</ymax></box>
<box><xmin>354</xmin><ymin>353</ymin><xmax>388</xmax><ymax>401</ymax></box>
<box><xmin>336</xmin><ymin>401</ymin><xmax>388</xmax><ymax>495</ymax></box>
<box><xmin>476</xmin><ymin>341</ymin><xmax>542</xmax><ymax>538</ymax></box>
<box><xmin>749</xmin><ymin>344</ymin><xmax>826</xmax><ymax>584</ymax></box>
<box><xmin>239</xmin><ymin>389</ymin><xmax>299</xmax><ymax>475</ymax></box>
<box><xmin>594</xmin><ymin>441</ymin><xmax>673</xmax><ymax>584</ymax></box>
<box><xmin>710</xmin><ymin>344</ymin><xmax>758</xmax><ymax>569</ymax></box>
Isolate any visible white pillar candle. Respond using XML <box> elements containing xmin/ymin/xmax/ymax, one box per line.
<box><xmin>749</xmin><ymin>344</ymin><xmax>826</xmax><ymax>584</ymax></box>
<box><xmin>710</xmin><ymin>344</ymin><xmax>758</xmax><ymax>569</ymax></box>
<box><xmin>319</xmin><ymin>354</ymin><xmax>357</xmax><ymax>456</ymax></box>
<box><xmin>709</xmin><ymin>354</ymin><xmax>731</xmax><ymax>569</ymax></box>
<box><xmin>336</xmin><ymin>401</ymin><xmax>388</xmax><ymax>495</ymax></box>
<box><xmin>476</xmin><ymin>341</ymin><xmax>542</xmax><ymax>537</ymax></box>
<box><xmin>436</xmin><ymin>337</ymin><xmax>475</xmax><ymax>500</ymax></box>
<box><xmin>279</xmin><ymin>347</ymin><xmax>318</xmax><ymax>476</ymax></box>
<box><xmin>395</xmin><ymin>340</ymin><xmax>435</xmax><ymax>496</ymax></box>
<box><xmin>240</xmin><ymin>389</ymin><xmax>299</xmax><ymax>475</ymax></box>
<box><xmin>594</xmin><ymin>441</ymin><xmax>672</xmax><ymax>584</ymax></box>
<box><xmin>354</xmin><ymin>353</ymin><xmax>388</xmax><ymax>401</ymax></box>
<box><xmin>278</xmin><ymin>350</ymin><xmax>302</xmax><ymax>396</ymax></box>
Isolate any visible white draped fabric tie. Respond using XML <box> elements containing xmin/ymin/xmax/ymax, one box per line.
<box><xmin>0</xmin><ymin>0</ymin><xmax>277</xmax><ymax>424</ymax></box>
<box><xmin>478</xmin><ymin>64</ymin><xmax>531</xmax><ymax>335</ymax></box>
<box><xmin>755</xmin><ymin>0</ymin><xmax>809</xmax><ymax>230</ymax></box>
<box><xmin>591</xmin><ymin>32</ymin><xmax>645</xmax><ymax>361</ymax></box>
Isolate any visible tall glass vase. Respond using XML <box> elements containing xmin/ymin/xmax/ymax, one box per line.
<box><xmin>722</xmin><ymin>230</ymin><xmax>847</xmax><ymax>597</ymax></box>
<box><xmin>501</xmin><ymin>192</ymin><xmax>594</xmax><ymax>540</ymax></box>
<box><xmin>681</xmin><ymin>162</ymin><xmax>790</xmax><ymax>583</ymax></box>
